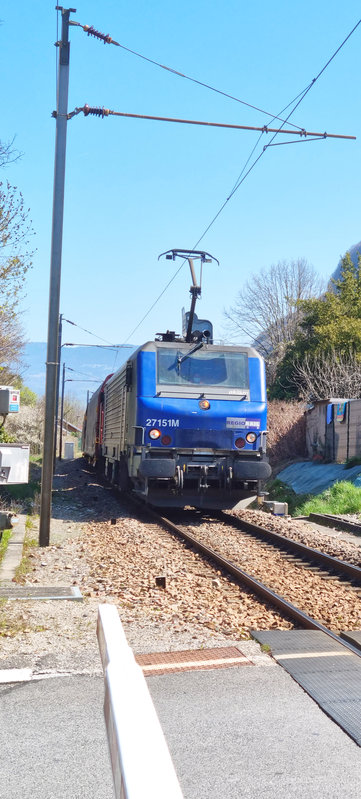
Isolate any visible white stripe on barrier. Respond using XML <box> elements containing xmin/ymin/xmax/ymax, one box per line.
<box><xmin>141</xmin><ymin>655</ymin><xmax>249</xmax><ymax>672</ymax></box>
<box><xmin>97</xmin><ymin>604</ymin><xmax>184</xmax><ymax>799</ymax></box>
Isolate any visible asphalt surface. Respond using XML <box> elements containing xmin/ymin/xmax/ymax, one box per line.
<box><xmin>0</xmin><ymin>674</ymin><xmax>113</xmax><ymax>799</ymax></box>
<box><xmin>150</xmin><ymin>666</ymin><xmax>361</xmax><ymax>799</ymax></box>
<box><xmin>2</xmin><ymin>459</ymin><xmax>360</xmax><ymax>798</ymax></box>
<box><xmin>1</xmin><ymin>664</ymin><xmax>361</xmax><ymax>799</ymax></box>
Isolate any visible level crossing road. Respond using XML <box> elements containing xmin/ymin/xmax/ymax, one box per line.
<box><xmin>1</xmin><ymin>663</ymin><xmax>361</xmax><ymax>799</ymax></box>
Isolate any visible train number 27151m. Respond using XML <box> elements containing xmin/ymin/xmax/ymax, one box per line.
<box><xmin>145</xmin><ymin>419</ymin><xmax>180</xmax><ymax>427</ymax></box>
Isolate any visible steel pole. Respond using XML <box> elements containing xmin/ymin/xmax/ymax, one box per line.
<box><xmin>59</xmin><ymin>363</ymin><xmax>66</xmax><ymax>461</ymax></box>
<box><xmin>54</xmin><ymin>312</ymin><xmax>63</xmax><ymax>464</ymax></box>
<box><xmin>39</xmin><ymin>8</ymin><xmax>74</xmax><ymax>547</ymax></box>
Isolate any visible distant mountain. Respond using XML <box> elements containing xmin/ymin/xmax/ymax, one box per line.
<box><xmin>22</xmin><ymin>342</ymin><xmax>137</xmax><ymax>404</ymax></box>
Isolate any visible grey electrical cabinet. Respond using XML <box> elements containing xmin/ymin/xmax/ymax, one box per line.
<box><xmin>0</xmin><ymin>444</ymin><xmax>30</xmax><ymax>484</ymax></box>
<box><xmin>0</xmin><ymin>387</ymin><xmax>20</xmax><ymax>415</ymax></box>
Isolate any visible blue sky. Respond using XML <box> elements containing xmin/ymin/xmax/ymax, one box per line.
<box><xmin>2</xmin><ymin>1</ymin><xmax>361</xmax><ymax>352</ymax></box>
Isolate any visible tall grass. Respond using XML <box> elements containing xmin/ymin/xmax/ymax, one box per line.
<box><xmin>0</xmin><ymin>528</ymin><xmax>12</xmax><ymax>564</ymax></box>
<box><xmin>265</xmin><ymin>479</ymin><xmax>310</xmax><ymax>516</ymax></box>
<box><xmin>295</xmin><ymin>481</ymin><xmax>361</xmax><ymax>517</ymax></box>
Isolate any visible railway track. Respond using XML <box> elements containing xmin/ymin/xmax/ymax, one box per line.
<box><xmin>308</xmin><ymin>511</ymin><xmax>361</xmax><ymax>536</ymax></box>
<box><xmin>142</xmin><ymin>504</ymin><xmax>361</xmax><ymax>655</ymax></box>
<box><xmin>220</xmin><ymin>510</ymin><xmax>361</xmax><ymax>584</ymax></box>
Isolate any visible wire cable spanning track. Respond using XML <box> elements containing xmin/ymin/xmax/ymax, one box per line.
<box><xmin>143</xmin><ymin>505</ymin><xmax>361</xmax><ymax>659</ymax></box>
<box><xmin>65</xmin><ymin>12</ymin><xmax>361</xmax><ymax>351</ymax></box>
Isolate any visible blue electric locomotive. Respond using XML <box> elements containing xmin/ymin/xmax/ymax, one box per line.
<box><xmin>82</xmin><ymin>249</ymin><xmax>271</xmax><ymax>509</ymax></box>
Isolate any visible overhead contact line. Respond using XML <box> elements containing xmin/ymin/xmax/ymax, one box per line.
<box><xmin>67</xmin><ymin>105</ymin><xmax>356</xmax><ymax>140</ymax></box>
<box><xmin>64</xmin><ymin>12</ymin><xmax>359</xmax><ymax>352</ymax></box>
<box><xmin>112</xmin><ymin>22</ymin><xmax>359</xmax><ymax>344</ymax></box>
<box><xmin>69</xmin><ymin>19</ymin><xmax>304</xmax><ymax>131</ymax></box>
<box><xmin>62</xmin><ymin>316</ymin><xmax>116</xmax><ymax>346</ymax></box>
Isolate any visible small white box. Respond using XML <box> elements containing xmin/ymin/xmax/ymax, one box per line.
<box><xmin>0</xmin><ymin>388</ymin><xmax>20</xmax><ymax>415</ymax></box>
<box><xmin>0</xmin><ymin>445</ymin><xmax>30</xmax><ymax>484</ymax></box>
<box><xmin>64</xmin><ymin>442</ymin><xmax>75</xmax><ymax>459</ymax></box>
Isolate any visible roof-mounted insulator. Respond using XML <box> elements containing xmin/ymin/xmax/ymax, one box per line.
<box><xmin>82</xmin><ymin>25</ymin><xmax>113</xmax><ymax>44</ymax></box>
<box><xmin>83</xmin><ymin>105</ymin><xmax>110</xmax><ymax>118</ymax></box>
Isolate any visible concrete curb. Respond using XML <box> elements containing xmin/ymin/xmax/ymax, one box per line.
<box><xmin>0</xmin><ymin>515</ymin><xmax>26</xmax><ymax>583</ymax></box>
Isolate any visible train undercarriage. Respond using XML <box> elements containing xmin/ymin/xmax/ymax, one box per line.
<box><xmin>98</xmin><ymin>447</ymin><xmax>271</xmax><ymax>510</ymax></box>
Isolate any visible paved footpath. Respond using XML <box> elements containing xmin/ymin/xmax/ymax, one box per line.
<box><xmin>1</xmin><ymin>660</ymin><xmax>361</xmax><ymax>799</ymax></box>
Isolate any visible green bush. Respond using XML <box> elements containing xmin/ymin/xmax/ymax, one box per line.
<box><xmin>265</xmin><ymin>479</ymin><xmax>311</xmax><ymax>516</ymax></box>
<box><xmin>12</xmin><ymin>381</ymin><xmax>38</xmax><ymax>407</ymax></box>
<box><xmin>0</xmin><ymin>428</ymin><xmax>16</xmax><ymax>443</ymax></box>
<box><xmin>295</xmin><ymin>481</ymin><xmax>361</xmax><ymax>516</ymax></box>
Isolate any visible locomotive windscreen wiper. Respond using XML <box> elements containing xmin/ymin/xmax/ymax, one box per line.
<box><xmin>177</xmin><ymin>341</ymin><xmax>203</xmax><ymax>372</ymax></box>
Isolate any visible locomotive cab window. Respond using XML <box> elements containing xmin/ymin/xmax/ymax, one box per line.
<box><xmin>157</xmin><ymin>347</ymin><xmax>249</xmax><ymax>390</ymax></box>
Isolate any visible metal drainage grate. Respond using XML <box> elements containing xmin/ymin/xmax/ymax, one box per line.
<box><xmin>135</xmin><ymin>646</ymin><xmax>252</xmax><ymax>676</ymax></box>
<box><xmin>0</xmin><ymin>585</ymin><xmax>83</xmax><ymax>601</ymax></box>
<box><xmin>252</xmin><ymin>629</ymin><xmax>361</xmax><ymax>747</ymax></box>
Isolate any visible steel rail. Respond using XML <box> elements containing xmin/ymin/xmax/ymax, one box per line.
<box><xmin>308</xmin><ymin>512</ymin><xmax>361</xmax><ymax>536</ymax></box>
<box><xmin>221</xmin><ymin>512</ymin><xmax>361</xmax><ymax>583</ymax></box>
<box><xmin>145</xmin><ymin>506</ymin><xmax>361</xmax><ymax>658</ymax></box>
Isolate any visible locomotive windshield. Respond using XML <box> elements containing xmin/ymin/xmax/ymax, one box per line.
<box><xmin>157</xmin><ymin>348</ymin><xmax>249</xmax><ymax>389</ymax></box>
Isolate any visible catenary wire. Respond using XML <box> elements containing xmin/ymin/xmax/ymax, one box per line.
<box><xmin>265</xmin><ymin>136</ymin><xmax>326</xmax><ymax>148</ymax></box>
<box><xmin>65</xmin><ymin>365</ymin><xmax>100</xmax><ymax>380</ymax></box>
<box><xmin>63</xmin><ymin>342</ymin><xmax>132</xmax><ymax>349</ymax></box>
<box><xmin>76</xmin><ymin>16</ymin><xmax>360</xmax><ymax>132</ymax></box>
<box><xmin>229</xmin><ymin>16</ymin><xmax>361</xmax><ymax>202</ymax></box>
<box><xmin>118</xmin><ymin>84</ymin><xmax>316</xmax><ymax>348</ymax></box>
<box><xmin>229</xmin><ymin>82</ymin><xmax>313</xmax><ymax>194</ymax></box>
<box><xmin>81</xmin><ymin>17</ymin><xmax>360</xmax><ymax>354</ymax></box>
<box><xmin>121</xmin><ymin>17</ymin><xmax>361</xmax><ymax>345</ymax></box>
<box><xmin>195</xmin><ymin>86</ymin><xmax>319</xmax><ymax>245</ymax></box>
<box><xmin>74</xmin><ymin>21</ymin><xmax>303</xmax><ymax>131</ymax></box>
<box><xmin>113</xmin><ymin>41</ymin><xmax>305</xmax><ymax>130</ymax></box>
<box><xmin>62</xmin><ymin>316</ymin><xmax>116</xmax><ymax>346</ymax></box>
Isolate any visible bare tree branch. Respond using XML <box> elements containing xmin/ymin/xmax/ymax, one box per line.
<box><xmin>224</xmin><ymin>258</ymin><xmax>323</xmax><ymax>344</ymax></box>
<box><xmin>0</xmin><ymin>139</ymin><xmax>33</xmax><ymax>384</ymax></box>
<box><xmin>0</xmin><ymin>309</ymin><xmax>26</xmax><ymax>383</ymax></box>
<box><xmin>224</xmin><ymin>258</ymin><xmax>324</xmax><ymax>385</ymax></box>
<box><xmin>0</xmin><ymin>138</ymin><xmax>22</xmax><ymax>169</ymax></box>
<box><xmin>292</xmin><ymin>351</ymin><xmax>361</xmax><ymax>401</ymax></box>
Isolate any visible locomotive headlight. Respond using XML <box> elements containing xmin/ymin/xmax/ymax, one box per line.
<box><xmin>235</xmin><ymin>437</ymin><xmax>246</xmax><ymax>449</ymax></box>
<box><xmin>246</xmin><ymin>432</ymin><xmax>257</xmax><ymax>444</ymax></box>
<box><xmin>149</xmin><ymin>428</ymin><xmax>161</xmax><ymax>440</ymax></box>
<box><xmin>199</xmin><ymin>399</ymin><xmax>210</xmax><ymax>410</ymax></box>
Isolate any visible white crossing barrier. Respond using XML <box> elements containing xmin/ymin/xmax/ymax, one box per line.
<box><xmin>97</xmin><ymin>604</ymin><xmax>184</xmax><ymax>799</ymax></box>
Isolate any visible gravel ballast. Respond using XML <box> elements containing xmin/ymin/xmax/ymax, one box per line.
<box><xmin>1</xmin><ymin>458</ymin><xmax>360</xmax><ymax>673</ymax></box>
<box><xmin>173</xmin><ymin>513</ymin><xmax>361</xmax><ymax>632</ymax></box>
